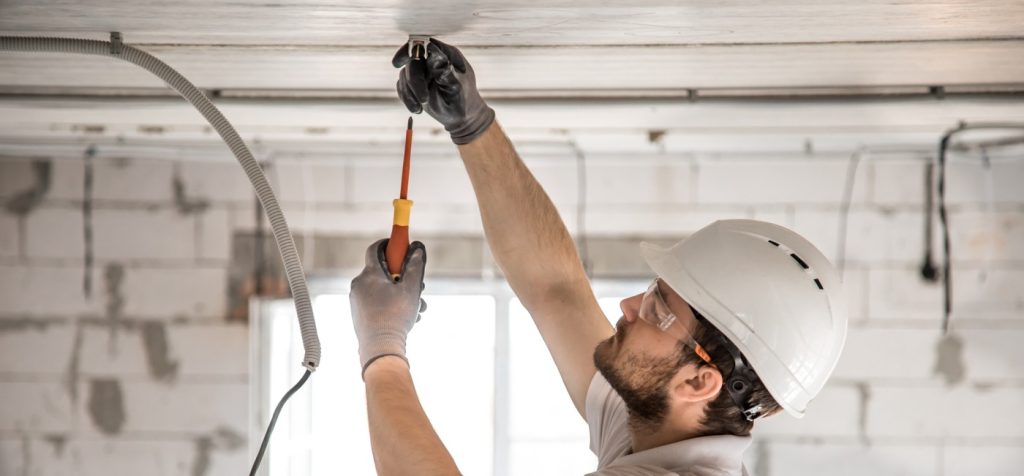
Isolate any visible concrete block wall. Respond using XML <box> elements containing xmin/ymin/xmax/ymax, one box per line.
<box><xmin>0</xmin><ymin>157</ymin><xmax>248</xmax><ymax>476</ymax></box>
<box><xmin>1</xmin><ymin>142</ymin><xmax>1022</xmax><ymax>475</ymax></box>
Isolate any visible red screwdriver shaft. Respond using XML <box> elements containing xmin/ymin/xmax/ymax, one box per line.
<box><xmin>386</xmin><ymin>117</ymin><xmax>414</xmax><ymax>279</ymax></box>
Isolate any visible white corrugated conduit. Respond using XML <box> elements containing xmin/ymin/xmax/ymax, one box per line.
<box><xmin>0</xmin><ymin>33</ymin><xmax>321</xmax><ymax>475</ymax></box>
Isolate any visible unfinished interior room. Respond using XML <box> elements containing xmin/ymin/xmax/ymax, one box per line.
<box><xmin>1</xmin><ymin>1</ymin><xmax>1023</xmax><ymax>475</ymax></box>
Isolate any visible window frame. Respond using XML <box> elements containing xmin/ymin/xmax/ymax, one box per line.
<box><xmin>250</xmin><ymin>276</ymin><xmax>647</xmax><ymax>476</ymax></box>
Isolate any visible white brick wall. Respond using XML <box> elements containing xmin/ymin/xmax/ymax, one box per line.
<box><xmin>0</xmin><ymin>436</ymin><xmax>249</xmax><ymax>476</ymax></box>
<box><xmin>585</xmin><ymin>159</ymin><xmax>692</xmax><ymax>206</ymax></box>
<box><xmin>872</xmin><ymin>158</ymin><xmax>929</xmax><ymax>206</ymax></box>
<box><xmin>945</xmin><ymin>159</ymin><xmax>1024</xmax><ymax>205</ymax></box>
<box><xmin>0</xmin><ymin>322</ymin><xmax>76</xmax><ymax>374</ymax></box>
<box><xmin>0</xmin><ymin>211</ymin><xmax>18</xmax><ymax>258</ymax></box>
<box><xmin>351</xmin><ymin>160</ymin><xmax>478</xmax><ymax>206</ymax></box>
<box><xmin>273</xmin><ymin>161</ymin><xmax>349</xmax><ymax>204</ymax></box>
<box><xmin>0</xmin><ymin>382</ymin><xmax>73</xmax><ymax>432</ymax></box>
<box><xmin>93</xmin><ymin>209</ymin><xmax>195</xmax><ymax>261</ymax></box>
<box><xmin>179</xmin><ymin>161</ymin><xmax>257</xmax><ymax>203</ymax></box>
<box><xmin>46</xmin><ymin>158</ymin><xmax>85</xmax><ymax>201</ymax></box>
<box><xmin>948</xmin><ymin>210</ymin><xmax>1024</xmax><ymax>262</ymax></box>
<box><xmin>867</xmin><ymin>266</ymin><xmax>945</xmax><ymax>320</ymax></box>
<box><xmin>74</xmin><ymin>381</ymin><xmax>248</xmax><ymax>435</ymax></box>
<box><xmin>791</xmin><ymin>207</ymin><xmax>927</xmax><ymax>265</ymax></box>
<box><xmin>945</xmin><ymin>446</ymin><xmax>1024</xmax><ymax>476</ymax></box>
<box><xmin>0</xmin><ymin>141</ymin><xmax>1021</xmax><ymax>476</ymax></box>
<box><xmin>696</xmin><ymin>156</ymin><xmax>869</xmax><ymax>205</ymax></box>
<box><xmin>867</xmin><ymin>386</ymin><xmax>1024</xmax><ymax>438</ymax></box>
<box><xmin>762</xmin><ymin>442</ymin><xmax>939</xmax><ymax>476</ymax></box>
<box><xmin>77</xmin><ymin>322</ymin><xmax>248</xmax><ymax>378</ymax></box>
<box><xmin>0</xmin><ymin>265</ymin><xmax>104</xmax><ymax>316</ymax></box>
<box><xmin>197</xmin><ymin>207</ymin><xmax>232</xmax><ymax>262</ymax></box>
<box><xmin>71</xmin><ymin>440</ymin><xmax>195</xmax><ymax>476</ymax></box>
<box><xmin>92</xmin><ymin>158</ymin><xmax>174</xmax><ymax>202</ymax></box>
<box><xmin>24</xmin><ymin>206</ymin><xmax>83</xmax><ymax>259</ymax></box>
<box><xmin>119</xmin><ymin>267</ymin><xmax>228</xmax><ymax>318</ymax></box>
<box><xmin>754</xmin><ymin>385</ymin><xmax>862</xmax><ymax>438</ymax></box>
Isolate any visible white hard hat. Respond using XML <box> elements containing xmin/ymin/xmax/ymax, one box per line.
<box><xmin>640</xmin><ymin>219</ymin><xmax>847</xmax><ymax>418</ymax></box>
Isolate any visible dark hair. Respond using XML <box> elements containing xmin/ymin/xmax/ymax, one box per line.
<box><xmin>680</xmin><ymin>316</ymin><xmax>782</xmax><ymax>436</ymax></box>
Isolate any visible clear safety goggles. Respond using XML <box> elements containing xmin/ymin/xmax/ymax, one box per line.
<box><xmin>638</xmin><ymin>279</ymin><xmax>716</xmax><ymax>367</ymax></box>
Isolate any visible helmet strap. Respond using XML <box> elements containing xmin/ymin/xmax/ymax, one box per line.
<box><xmin>719</xmin><ymin>338</ymin><xmax>764</xmax><ymax>422</ymax></box>
<box><xmin>689</xmin><ymin>308</ymin><xmax>765</xmax><ymax>422</ymax></box>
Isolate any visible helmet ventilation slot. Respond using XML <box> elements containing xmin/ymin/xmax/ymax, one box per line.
<box><xmin>765</xmin><ymin>239</ymin><xmax>825</xmax><ymax>291</ymax></box>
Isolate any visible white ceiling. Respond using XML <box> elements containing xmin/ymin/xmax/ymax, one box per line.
<box><xmin>1</xmin><ymin>0</ymin><xmax>1023</xmax><ymax>155</ymax></box>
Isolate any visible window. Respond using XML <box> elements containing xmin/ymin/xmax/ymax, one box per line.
<box><xmin>253</xmin><ymin>280</ymin><xmax>640</xmax><ymax>476</ymax></box>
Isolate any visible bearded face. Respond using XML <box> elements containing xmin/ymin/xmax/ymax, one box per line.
<box><xmin>593</xmin><ymin>319</ymin><xmax>686</xmax><ymax>434</ymax></box>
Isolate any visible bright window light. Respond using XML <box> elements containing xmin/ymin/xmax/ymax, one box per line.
<box><xmin>262</xmin><ymin>293</ymin><xmax>495</xmax><ymax>476</ymax></box>
<box><xmin>507</xmin><ymin>298</ymin><xmax>595</xmax><ymax>475</ymax></box>
<box><xmin>505</xmin><ymin>297</ymin><xmax>622</xmax><ymax>476</ymax></box>
<box><xmin>258</xmin><ymin>281</ymin><xmax>636</xmax><ymax>476</ymax></box>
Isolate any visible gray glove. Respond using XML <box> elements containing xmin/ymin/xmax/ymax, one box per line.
<box><xmin>393</xmin><ymin>38</ymin><xmax>495</xmax><ymax>145</ymax></box>
<box><xmin>350</xmin><ymin>239</ymin><xmax>427</xmax><ymax>377</ymax></box>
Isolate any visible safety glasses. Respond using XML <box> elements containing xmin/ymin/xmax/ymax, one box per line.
<box><xmin>638</xmin><ymin>279</ymin><xmax>716</xmax><ymax>367</ymax></box>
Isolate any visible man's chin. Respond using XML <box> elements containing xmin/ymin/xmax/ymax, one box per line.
<box><xmin>592</xmin><ymin>337</ymin><xmax>617</xmax><ymax>378</ymax></box>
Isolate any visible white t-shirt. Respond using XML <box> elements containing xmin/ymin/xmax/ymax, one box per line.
<box><xmin>585</xmin><ymin>372</ymin><xmax>751</xmax><ymax>476</ymax></box>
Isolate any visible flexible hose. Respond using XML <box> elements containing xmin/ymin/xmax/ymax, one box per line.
<box><xmin>0</xmin><ymin>35</ymin><xmax>321</xmax><ymax>369</ymax></box>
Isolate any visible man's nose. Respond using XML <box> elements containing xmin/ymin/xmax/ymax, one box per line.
<box><xmin>621</xmin><ymin>297</ymin><xmax>640</xmax><ymax>323</ymax></box>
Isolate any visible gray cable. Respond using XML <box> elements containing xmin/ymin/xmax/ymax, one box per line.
<box><xmin>0</xmin><ymin>34</ymin><xmax>321</xmax><ymax>370</ymax></box>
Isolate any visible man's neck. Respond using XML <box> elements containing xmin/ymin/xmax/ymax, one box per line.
<box><xmin>629</xmin><ymin>418</ymin><xmax>703</xmax><ymax>453</ymax></box>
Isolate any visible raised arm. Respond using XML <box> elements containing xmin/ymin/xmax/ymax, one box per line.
<box><xmin>364</xmin><ymin>357</ymin><xmax>460</xmax><ymax>476</ymax></box>
<box><xmin>394</xmin><ymin>39</ymin><xmax>613</xmax><ymax>417</ymax></box>
<box><xmin>459</xmin><ymin>124</ymin><xmax>613</xmax><ymax>416</ymax></box>
<box><xmin>350</xmin><ymin>240</ymin><xmax>460</xmax><ymax>475</ymax></box>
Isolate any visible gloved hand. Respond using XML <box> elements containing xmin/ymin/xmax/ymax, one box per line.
<box><xmin>393</xmin><ymin>38</ymin><xmax>495</xmax><ymax>145</ymax></box>
<box><xmin>350</xmin><ymin>239</ymin><xmax>427</xmax><ymax>377</ymax></box>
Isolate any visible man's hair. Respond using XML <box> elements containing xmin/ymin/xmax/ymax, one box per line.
<box><xmin>679</xmin><ymin>316</ymin><xmax>783</xmax><ymax>436</ymax></box>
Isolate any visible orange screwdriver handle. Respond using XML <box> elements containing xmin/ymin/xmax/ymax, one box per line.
<box><xmin>385</xmin><ymin>199</ymin><xmax>413</xmax><ymax>279</ymax></box>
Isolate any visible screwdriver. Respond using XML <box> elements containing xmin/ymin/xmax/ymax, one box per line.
<box><xmin>385</xmin><ymin>116</ymin><xmax>414</xmax><ymax>280</ymax></box>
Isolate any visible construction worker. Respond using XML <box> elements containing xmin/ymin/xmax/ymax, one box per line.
<box><xmin>349</xmin><ymin>38</ymin><xmax>848</xmax><ymax>476</ymax></box>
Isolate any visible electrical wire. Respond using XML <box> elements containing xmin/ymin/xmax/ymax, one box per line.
<box><xmin>980</xmin><ymin>147</ymin><xmax>995</xmax><ymax>282</ymax></box>
<box><xmin>569</xmin><ymin>139</ymin><xmax>591</xmax><ymax>277</ymax></box>
<box><xmin>0</xmin><ymin>34</ymin><xmax>321</xmax><ymax>369</ymax></box>
<box><xmin>82</xmin><ymin>146</ymin><xmax>96</xmax><ymax>297</ymax></box>
<box><xmin>937</xmin><ymin>133</ymin><xmax>953</xmax><ymax>332</ymax></box>
<box><xmin>835</xmin><ymin>148</ymin><xmax>864</xmax><ymax>277</ymax></box>
<box><xmin>249</xmin><ymin>369</ymin><xmax>311</xmax><ymax>476</ymax></box>
<box><xmin>931</xmin><ymin>122</ymin><xmax>1024</xmax><ymax>333</ymax></box>
<box><xmin>836</xmin><ymin>145</ymin><xmax>927</xmax><ymax>278</ymax></box>
<box><xmin>0</xmin><ymin>34</ymin><xmax>324</xmax><ymax>476</ymax></box>
<box><xmin>920</xmin><ymin>161</ymin><xmax>939</xmax><ymax>282</ymax></box>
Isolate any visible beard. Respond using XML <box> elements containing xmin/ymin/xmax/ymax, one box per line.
<box><xmin>593</xmin><ymin>323</ymin><xmax>686</xmax><ymax>434</ymax></box>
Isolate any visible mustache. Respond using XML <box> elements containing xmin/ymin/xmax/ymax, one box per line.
<box><xmin>614</xmin><ymin>316</ymin><xmax>628</xmax><ymax>335</ymax></box>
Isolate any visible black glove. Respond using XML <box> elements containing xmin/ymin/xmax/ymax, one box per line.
<box><xmin>393</xmin><ymin>38</ymin><xmax>495</xmax><ymax>145</ymax></box>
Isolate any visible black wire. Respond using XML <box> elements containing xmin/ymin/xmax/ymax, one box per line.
<box><xmin>82</xmin><ymin>145</ymin><xmax>96</xmax><ymax>297</ymax></box>
<box><xmin>933</xmin><ymin>123</ymin><xmax>1024</xmax><ymax>333</ymax></box>
<box><xmin>920</xmin><ymin>161</ymin><xmax>939</xmax><ymax>282</ymax></box>
<box><xmin>937</xmin><ymin>134</ymin><xmax>952</xmax><ymax>332</ymax></box>
<box><xmin>250</xmin><ymin>369</ymin><xmax>312</xmax><ymax>476</ymax></box>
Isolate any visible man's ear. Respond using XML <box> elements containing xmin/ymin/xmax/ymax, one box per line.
<box><xmin>671</xmin><ymin>364</ymin><xmax>723</xmax><ymax>404</ymax></box>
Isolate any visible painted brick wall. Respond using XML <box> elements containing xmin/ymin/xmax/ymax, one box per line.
<box><xmin>0</xmin><ymin>144</ymin><xmax>1021</xmax><ymax>475</ymax></box>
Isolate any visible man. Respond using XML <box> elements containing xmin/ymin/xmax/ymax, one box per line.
<box><xmin>349</xmin><ymin>39</ymin><xmax>848</xmax><ymax>476</ymax></box>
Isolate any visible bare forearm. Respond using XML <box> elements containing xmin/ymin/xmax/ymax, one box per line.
<box><xmin>457</xmin><ymin>122</ymin><xmax>588</xmax><ymax>302</ymax></box>
<box><xmin>364</xmin><ymin>357</ymin><xmax>460</xmax><ymax>476</ymax></box>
